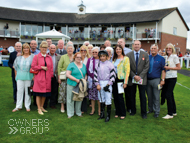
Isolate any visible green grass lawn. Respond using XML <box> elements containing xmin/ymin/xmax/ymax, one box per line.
<box><xmin>0</xmin><ymin>67</ymin><xmax>190</xmax><ymax>143</ymax></box>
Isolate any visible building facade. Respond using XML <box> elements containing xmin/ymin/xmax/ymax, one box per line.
<box><xmin>0</xmin><ymin>4</ymin><xmax>189</xmax><ymax>54</ymax></box>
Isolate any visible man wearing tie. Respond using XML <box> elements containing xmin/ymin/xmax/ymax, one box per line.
<box><xmin>55</xmin><ymin>40</ymin><xmax>67</xmax><ymax>55</ymax></box>
<box><xmin>8</xmin><ymin>42</ymin><xmax>22</xmax><ymax>103</ymax></box>
<box><xmin>126</xmin><ymin>40</ymin><xmax>149</xmax><ymax>119</ymax></box>
<box><xmin>30</xmin><ymin>40</ymin><xmax>40</xmax><ymax>55</ymax></box>
<box><xmin>147</xmin><ymin>44</ymin><xmax>165</xmax><ymax>118</ymax></box>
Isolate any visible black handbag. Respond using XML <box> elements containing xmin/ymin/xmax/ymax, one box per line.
<box><xmin>28</xmin><ymin>80</ymin><xmax>34</xmax><ymax>96</ymax></box>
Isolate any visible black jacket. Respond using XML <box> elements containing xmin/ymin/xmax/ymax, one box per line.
<box><xmin>8</xmin><ymin>51</ymin><xmax>17</xmax><ymax>77</ymax></box>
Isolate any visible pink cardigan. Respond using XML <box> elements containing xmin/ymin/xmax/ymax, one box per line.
<box><xmin>31</xmin><ymin>53</ymin><xmax>53</xmax><ymax>93</ymax></box>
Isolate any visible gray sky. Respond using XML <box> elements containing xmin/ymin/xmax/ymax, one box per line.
<box><xmin>1</xmin><ymin>0</ymin><xmax>190</xmax><ymax>49</ymax></box>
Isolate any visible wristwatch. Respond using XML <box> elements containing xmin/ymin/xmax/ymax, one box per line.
<box><xmin>161</xmin><ymin>79</ymin><xmax>165</xmax><ymax>81</ymax></box>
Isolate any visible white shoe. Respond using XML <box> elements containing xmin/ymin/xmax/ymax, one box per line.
<box><xmin>162</xmin><ymin>114</ymin><xmax>173</xmax><ymax>119</ymax></box>
<box><xmin>61</xmin><ymin>109</ymin><xmax>65</xmax><ymax>113</ymax></box>
<box><xmin>173</xmin><ymin>113</ymin><xmax>177</xmax><ymax>116</ymax></box>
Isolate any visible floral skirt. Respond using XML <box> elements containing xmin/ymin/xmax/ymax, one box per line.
<box><xmin>88</xmin><ymin>82</ymin><xmax>99</xmax><ymax>100</ymax></box>
<box><xmin>58</xmin><ymin>80</ymin><xmax>67</xmax><ymax>104</ymax></box>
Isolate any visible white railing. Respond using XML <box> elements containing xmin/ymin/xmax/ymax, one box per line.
<box><xmin>0</xmin><ymin>55</ymin><xmax>10</xmax><ymax>65</ymax></box>
<box><xmin>136</xmin><ymin>32</ymin><xmax>160</xmax><ymax>39</ymax></box>
<box><xmin>0</xmin><ymin>29</ymin><xmax>20</xmax><ymax>37</ymax></box>
<box><xmin>163</xmin><ymin>56</ymin><xmax>190</xmax><ymax>69</ymax></box>
<box><xmin>186</xmin><ymin>57</ymin><xmax>190</xmax><ymax>69</ymax></box>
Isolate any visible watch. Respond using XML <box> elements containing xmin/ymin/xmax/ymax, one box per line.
<box><xmin>161</xmin><ymin>79</ymin><xmax>165</xmax><ymax>81</ymax></box>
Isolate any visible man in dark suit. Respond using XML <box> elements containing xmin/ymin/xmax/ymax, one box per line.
<box><xmin>8</xmin><ymin>42</ymin><xmax>22</xmax><ymax>103</ymax></box>
<box><xmin>126</xmin><ymin>40</ymin><xmax>149</xmax><ymax>119</ymax></box>
<box><xmin>44</xmin><ymin>44</ymin><xmax>61</xmax><ymax>109</ymax></box>
<box><xmin>55</xmin><ymin>40</ymin><xmax>67</xmax><ymax>55</ymax></box>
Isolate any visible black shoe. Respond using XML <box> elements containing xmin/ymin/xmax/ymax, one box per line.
<box><xmin>105</xmin><ymin>105</ymin><xmax>111</xmax><ymax>122</ymax></box>
<box><xmin>142</xmin><ymin>115</ymin><xmax>147</xmax><ymax>119</ymax></box>
<box><xmin>154</xmin><ymin>114</ymin><xmax>159</xmax><ymax>118</ymax></box>
<box><xmin>98</xmin><ymin>103</ymin><xmax>105</xmax><ymax>120</ymax></box>
<box><xmin>147</xmin><ymin>111</ymin><xmax>153</xmax><ymax>114</ymax></box>
<box><xmin>130</xmin><ymin>113</ymin><xmax>135</xmax><ymax>116</ymax></box>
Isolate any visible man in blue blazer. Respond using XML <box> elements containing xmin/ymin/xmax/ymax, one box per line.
<box><xmin>8</xmin><ymin>42</ymin><xmax>22</xmax><ymax>103</ymax></box>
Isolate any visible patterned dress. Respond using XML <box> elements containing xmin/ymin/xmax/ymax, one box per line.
<box><xmin>58</xmin><ymin>80</ymin><xmax>67</xmax><ymax>104</ymax></box>
<box><xmin>88</xmin><ymin>59</ymin><xmax>99</xmax><ymax>100</ymax></box>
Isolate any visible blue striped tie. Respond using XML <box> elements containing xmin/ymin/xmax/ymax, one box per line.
<box><xmin>136</xmin><ymin>53</ymin><xmax>138</xmax><ymax>74</ymax></box>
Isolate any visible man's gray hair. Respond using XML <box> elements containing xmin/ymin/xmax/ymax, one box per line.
<box><xmin>83</xmin><ymin>41</ymin><xmax>90</xmax><ymax>45</ymax></box>
<box><xmin>118</xmin><ymin>38</ymin><xmax>125</xmax><ymax>43</ymax></box>
<box><xmin>66</xmin><ymin>41</ymin><xmax>73</xmax><ymax>46</ymax></box>
<box><xmin>15</xmin><ymin>42</ymin><xmax>22</xmax><ymax>47</ymax></box>
<box><xmin>133</xmin><ymin>40</ymin><xmax>141</xmax><ymax>45</ymax></box>
<box><xmin>150</xmin><ymin>44</ymin><xmax>159</xmax><ymax>49</ymax></box>
<box><xmin>104</xmin><ymin>40</ymin><xmax>111</xmax><ymax>44</ymax></box>
<box><xmin>66</xmin><ymin>44</ymin><xmax>74</xmax><ymax>51</ymax></box>
<box><xmin>92</xmin><ymin>46</ymin><xmax>100</xmax><ymax>52</ymax></box>
<box><xmin>57</xmin><ymin>39</ymin><xmax>64</xmax><ymax>44</ymax></box>
<box><xmin>105</xmin><ymin>47</ymin><xmax>114</xmax><ymax>54</ymax></box>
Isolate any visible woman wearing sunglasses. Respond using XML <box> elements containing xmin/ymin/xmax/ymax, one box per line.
<box><xmin>79</xmin><ymin>45</ymin><xmax>90</xmax><ymax>113</ymax></box>
<box><xmin>86</xmin><ymin>47</ymin><xmax>101</xmax><ymax>116</ymax></box>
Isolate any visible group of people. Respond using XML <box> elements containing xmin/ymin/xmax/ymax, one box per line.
<box><xmin>8</xmin><ymin>38</ymin><xmax>181</xmax><ymax>122</ymax></box>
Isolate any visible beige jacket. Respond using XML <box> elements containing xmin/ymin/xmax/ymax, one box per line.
<box><xmin>72</xmin><ymin>79</ymin><xmax>88</xmax><ymax>101</ymax></box>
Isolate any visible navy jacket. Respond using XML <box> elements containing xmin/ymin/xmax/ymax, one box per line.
<box><xmin>8</xmin><ymin>51</ymin><xmax>17</xmax><ymax>77</ymax></box>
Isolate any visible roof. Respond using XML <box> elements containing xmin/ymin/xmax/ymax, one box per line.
<box><xmin>35</xmin><ymin>29</ymin><xmax>70</xmax><ymax>39</ymax></box>
<box><xmin>0</xmin><ymin>6</ymin><xmax>189</xmax><ymax>30</ymax></box>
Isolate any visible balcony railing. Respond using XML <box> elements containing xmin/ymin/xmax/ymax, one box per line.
<box><xmin>67</xmin><ymin>31</ymin><xmax>134</xmax><ymax>40</ymax></box>
<box><xmin>0</xmin><ymin>29</ymin><xmax>20</xmax><ymax>38</ymax></box>
<box><xmin>136</xmin><ymin>32</ymin><xmax>160</xmax><ymax>40</ymax></box>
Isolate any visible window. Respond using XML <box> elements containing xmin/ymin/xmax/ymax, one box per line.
<box><xmin>38</xmin><ymin>25</ymin><xmax>43</xmax><ymax>33</ymax></box>
<box><xmin>32</xmin><ymin>25</ymin><xmax>38</xmax><ymax>36</ymax></box>
<box><xmin>173</xmin><ymin>27</ymin><xmax>177</xmax><ymax>35</ymax></box>
<box><xmin>21</xmin><ymin>24</ymin><xmax>25</xmax><ymax>35</ymax></box>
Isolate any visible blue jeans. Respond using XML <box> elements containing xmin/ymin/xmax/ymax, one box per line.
<box><xmin>12</xmin><ymin>77</ymin><xmax>17</xmax><ymax>101</ymax></box>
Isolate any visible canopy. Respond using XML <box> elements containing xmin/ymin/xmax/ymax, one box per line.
<box><xmin>35</xmin><ymin>29</ymin><xmax>70</xmax><ymax>43</ymax></box>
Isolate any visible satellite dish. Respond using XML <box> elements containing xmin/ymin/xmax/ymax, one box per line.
<box><xmin>8</xmin><ymin>46</ymin><xmax>15</xmax><ymax>53</ymax></box>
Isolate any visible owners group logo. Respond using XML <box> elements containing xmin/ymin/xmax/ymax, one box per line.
<box><xmin>8</xmin><ymin>119</ymin><xmax>49</xmax><ymax>134</ymax></box>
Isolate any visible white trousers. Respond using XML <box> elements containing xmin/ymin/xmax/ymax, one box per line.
<box><xmin>16</xmin><ymin>80</ymin><xmax>31</xmax><ymax>109</ymax></box>
<box><xmin>98</xmin><ymin>81</ymin><xmax>112</xmax><ymax>105</ymax></box>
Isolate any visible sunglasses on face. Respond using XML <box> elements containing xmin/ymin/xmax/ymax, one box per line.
<box><xmin>76</xmin><ymin>57</ymin><xmax>82</xmax><ymax>59</ymax></box>
<box><xmin>81</xmin><ymin>50</ymin><xmax>86</xmax><ymax>52</ymax></box>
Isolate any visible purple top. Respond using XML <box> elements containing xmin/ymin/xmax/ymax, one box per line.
<box><xmin>94</xmin><ymin>60</ymin><xmax>116</xmax><ymax>86</ymax></box>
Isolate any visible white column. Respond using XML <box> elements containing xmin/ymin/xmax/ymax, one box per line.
<box><xmin>155</xmin><ymin>22</ymin><xmax>158</xmax><ymax>43</ymax></box>
<box><xmin>19</xmin><ymin>22</ymin><xmax>21</xmax><ymax>41</ymax></box>
<box><xmin>36</xmin><ymin>37</ymin><xmax>38</xmax><ymax>45</ymax></box>
<box><xmin>133</xmin><ymin>24</ymin><xmax>135</xmax><ymax>42</ymax></box>
<box><xmin>43</xmin><ymin>24</ymin><xmax>45</xmax><ymax>32</ymax></box>
<box><xmin>88</xmin><ymin>25</ymin><xmax>90</xmax><ymax>39</ymax></box>
<box><xmin>111</xmin><ymin>25</ymin><xmax>112</xmax><ymax>39</ymax></box>
<box><xmin>66</xmin><ymin>25</ymin><xmax>68</xmax><ymax>35</ymax></box>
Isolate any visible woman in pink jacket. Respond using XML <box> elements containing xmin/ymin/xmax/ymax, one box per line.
<box><xmin>31</xmin><ymin>41</ymin><xmax>53</xmax><ymax>115</ymax></box>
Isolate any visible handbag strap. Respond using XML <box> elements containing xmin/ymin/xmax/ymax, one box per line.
<box><xmin>74</xmin><ymin>62</ymin><xmax>84</xmax><ymax>79</ymax></box>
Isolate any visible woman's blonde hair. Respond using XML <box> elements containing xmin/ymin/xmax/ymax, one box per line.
<box><xmin>22</xmin><ymin>43</ymin><xmax>31</xmax><ymax>55</ymax></box>
<box><xmin>80</xmin><ymin>45</ymin><xmax>90</xmax><ymax>58</ymax></box>
<box><xmin>165</xmin><ymin>43</ymin><xmax>176</xmax><ymax>55</ymax></box>
<box><xmin>40</xmin><ymin>41</ymin><xmax>48</xmax><ymax>49</ymax></box>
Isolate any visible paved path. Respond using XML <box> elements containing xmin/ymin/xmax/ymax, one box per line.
<box><xmin>178</xmin><ymin>69</ymin><xmax>190</xmax><ymax>77</ymax></box>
